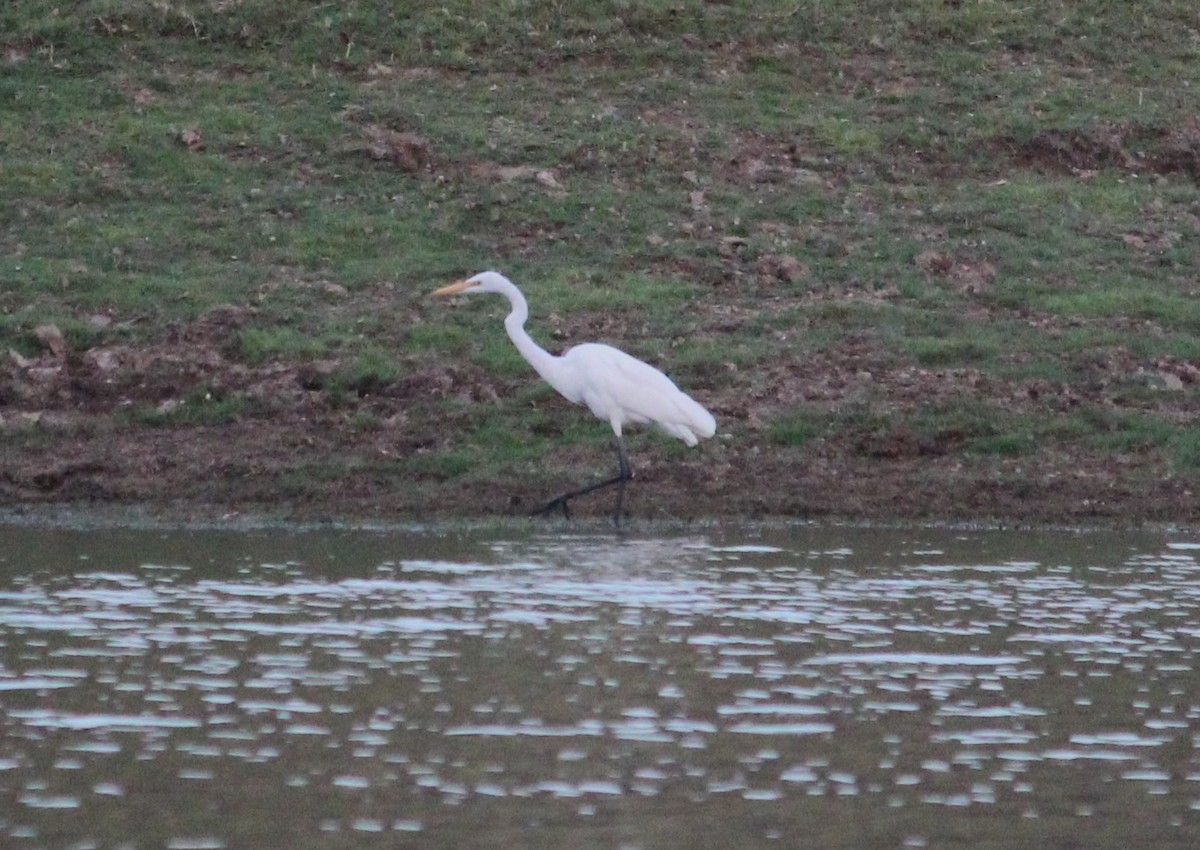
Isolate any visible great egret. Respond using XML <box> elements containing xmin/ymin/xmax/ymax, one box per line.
<box><xmin>432</xmin><ymin>271</ymin><xmax>716</xmax><ymax>523</ymax></box>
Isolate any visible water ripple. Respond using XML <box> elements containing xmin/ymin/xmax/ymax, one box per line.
<box><xmin>2</xmin><ymin>527</ymin><xmax>1199</xmax><ymax>848</ymax></box>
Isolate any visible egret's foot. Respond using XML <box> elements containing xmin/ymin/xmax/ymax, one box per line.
<box><xmin>532</xmin><ymin>495</ymin><xmax>572</xmax><ymax>520</ymax></box>
<box><xmin>530</xmin><ymin>469</ymin><xmax>630</xmax><ymax>525</ymax></box>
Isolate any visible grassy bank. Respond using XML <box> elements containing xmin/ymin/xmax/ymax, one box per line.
<box><xmin>2</xmin><ymin>1</ymin><xmax>1199</xmax><ymax>522</ymax></box>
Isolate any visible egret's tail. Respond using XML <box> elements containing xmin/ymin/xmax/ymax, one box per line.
<box><xmin>662</xmin><ymin>393</ymin><xmax>716</xmax><ymax>446</ymax></box>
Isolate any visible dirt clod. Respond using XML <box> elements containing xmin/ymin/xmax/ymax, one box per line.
<box><xmin>361</xmin><ymin>124</ymin><xmax>432</xmax><ymax>172</ymax></box>
<box><xmin>34</xmin><ymin>325</ymin><xmax>66</xmax><ymax>358</ymax></box>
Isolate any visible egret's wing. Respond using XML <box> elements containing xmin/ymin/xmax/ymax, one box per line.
<box><xmin>573</xmin><ymin>344</ymin><xmax>716</xmax><ymax>441</ymax></box>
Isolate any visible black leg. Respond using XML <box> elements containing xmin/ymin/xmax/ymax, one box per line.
<box><xmin>533</xmin><ymin>436</ymin><xmax>634</xmax><ymax>525</ymax></box>
<box><xmin>612</xmin><ymin>436</ymin><xmax>632</xmax><ymax>525</ymax></box>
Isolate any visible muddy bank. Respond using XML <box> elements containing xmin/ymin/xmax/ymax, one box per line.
<box><xmin>2</xmin><ymin>309</ymin><xmax>1196</xmax><ymax>527</ymax></box>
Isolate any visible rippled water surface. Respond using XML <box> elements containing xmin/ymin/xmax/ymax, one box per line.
<box><xmin>3</xmin><ymin>523</ymin><xmax>1200</xmax><ymax>848</ymax></box>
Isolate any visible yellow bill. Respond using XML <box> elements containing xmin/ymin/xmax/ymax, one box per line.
<box><xmin>432</xmin><ymin>279</ymin><xmax>473</xmax><ymax>296</ymax></box>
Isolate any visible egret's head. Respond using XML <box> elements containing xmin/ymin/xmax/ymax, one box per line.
<box><xmin>432</xmin><ymin>270</ymin><xmax>509</xmax><ymax>297</ymax></box>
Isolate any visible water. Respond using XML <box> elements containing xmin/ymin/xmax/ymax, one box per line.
<box><xmin>2</xmin><ymin>522</ymin><xmax>1200</xmax><ymax>848</ymax></box>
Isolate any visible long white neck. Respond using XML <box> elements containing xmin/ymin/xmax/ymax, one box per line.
<box><xmin>495</xmin><ymin>278</ymin><xmax>563</xmax><ymax>387</ymax></box>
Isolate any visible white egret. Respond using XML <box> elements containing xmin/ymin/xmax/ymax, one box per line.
<box><xmin>432</xmin><ymin>271</ymin><xmax>716</xmax><ymax>523</ymax></box>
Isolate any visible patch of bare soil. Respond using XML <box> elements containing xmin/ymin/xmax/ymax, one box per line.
<box><xmin>3</xmin><ymin>302</ymin><xmax>1198</xmax><ymax>526</ymax></box>
<box><xmin>1002</xmin><ymin>120</ymin><xmax>1200</xmax><ymax>180</ymax></box>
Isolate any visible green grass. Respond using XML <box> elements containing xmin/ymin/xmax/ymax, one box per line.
<box><xmin>232</xmin><ymin>326</ymin><xmax>330</xmax><ymax>365</ymax></box>
<box><xmin>766</xmin><ymin>398</ymin><xmax>1200</xmax><ymax>472</ymax></box>
<box><xmin>2</xmin><ymin>0</ymin><xmax>1199</xmax><ymax>506</ymax></box>
<box><xmin>136</xmin><ymin>389</ymin><xmax>248</xmax><ymax>426</ymax></box>
<box><xmin>403</xmin><ymin>451</ymin><xmax>476</xmax><ymax>481</ymax></box>
<box><xmin>905</xmin><ymin>336</ymin><xmax>999</xmax><ymax>368</ymax></box>
<box><xmin>330</xmin><ymin>349</ymin><xmax>400</xmax><ymax>397</ymax></box>
<box><xmin>770</xmin><ymin>412</ymin><xmax>835</xmax><ymax>449</ymax></box>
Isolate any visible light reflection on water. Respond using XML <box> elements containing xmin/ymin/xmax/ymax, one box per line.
<box><xmin>2</xmin><ymin>524</ymin><xmax>1200</xmax><ymax>848</ymax></box>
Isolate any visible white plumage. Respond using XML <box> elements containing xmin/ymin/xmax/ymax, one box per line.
<box><xmin>432</xmin><ymin>270</ymin><xmax>716</xmax><ymax>522</ymax></box>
